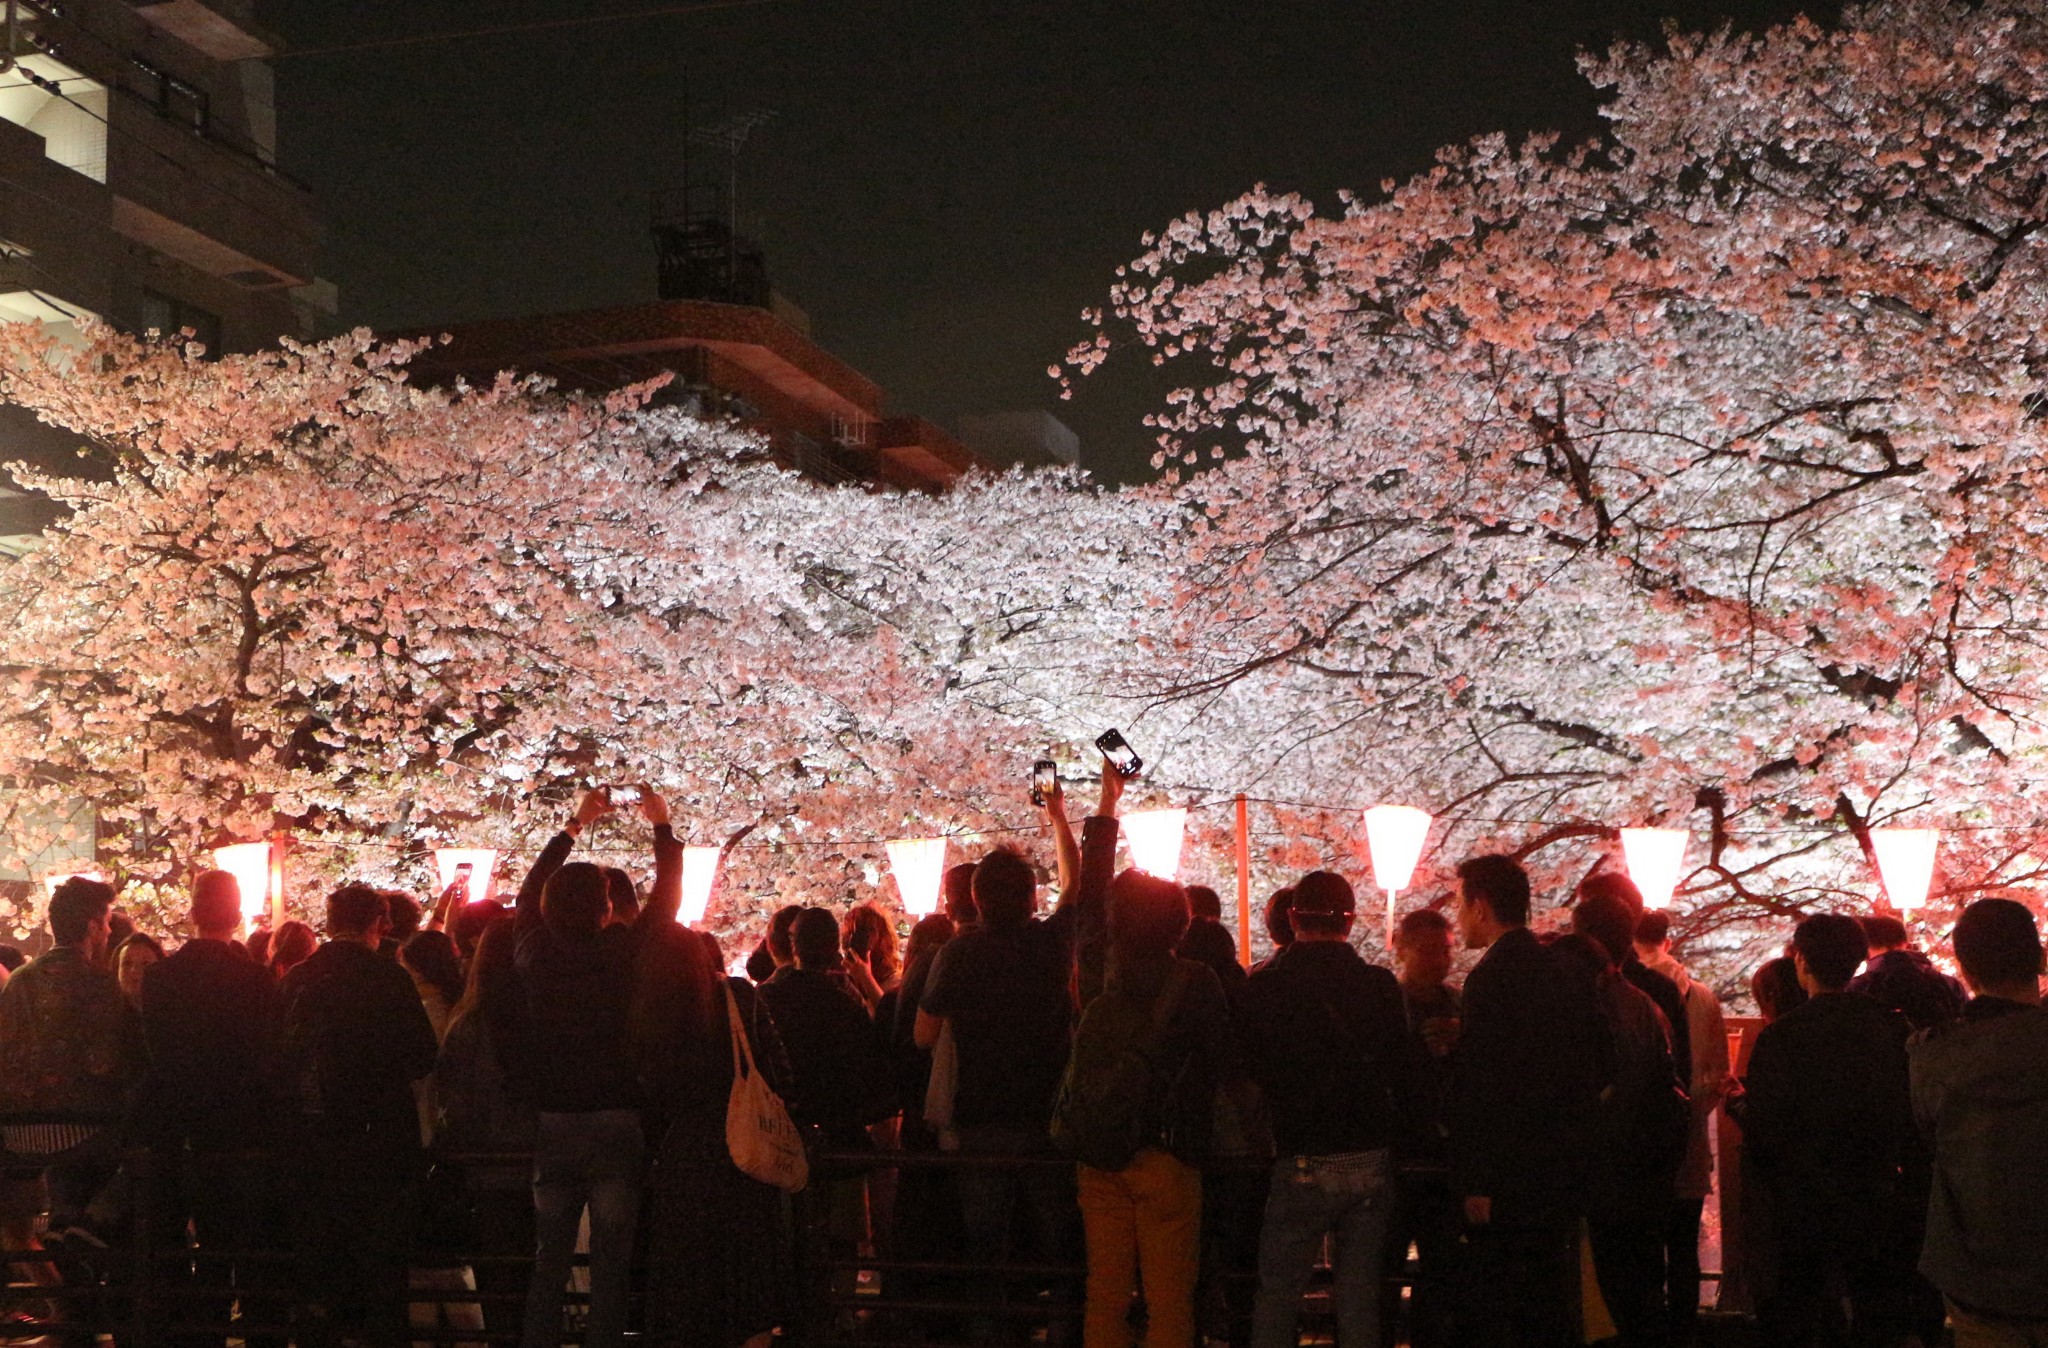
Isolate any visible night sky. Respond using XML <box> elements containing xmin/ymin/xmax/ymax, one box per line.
<box><xmin>261</xmin><ymin>0</ymin><xmax>1838</xmax><ymax>484</ymax></box>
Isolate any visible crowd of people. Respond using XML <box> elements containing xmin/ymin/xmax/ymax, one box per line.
<box><xmin>0</xmin><ymin>763</ymin><xmax>2041</xmax><ymax>1348</ymax></box>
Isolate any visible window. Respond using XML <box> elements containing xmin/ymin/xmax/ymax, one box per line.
<box><xmin>0</xmin><ymin>53</ymin><xmax>108</xmax><ymax>182</ymax></box>
<box><xmin>139</xmin><ymin>289</ymin><xmax>221</xmax><ymax>355</ymax></box>
<box><xmin>127</xmin><ymin>57</ymin><xmax>208</xmax><ymax>134</ymax></box>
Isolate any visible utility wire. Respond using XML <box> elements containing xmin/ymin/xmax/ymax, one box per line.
<box><xmin>273</xmin><ymin>0</ymin><xmax>780</xmax><ymax>60</ymax></box>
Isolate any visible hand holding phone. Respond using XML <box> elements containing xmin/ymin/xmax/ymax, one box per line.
<box><xmin>1030</xmin><ymin>760</ymin><xmax>1058</xmax><ymax>807</ymax></box>
<box><xmin>451</xmin><ymin>863</ymin><xmax>473</xmax><ymax>899</ymax></box>
<box><xmin>1094</xmin><ymin>729</ymin><xmax>1143</xmax><ymax>779</ymax></box>
<box><xmin>610</xmin><ymin>784</ymin><xmax>643</xmax><ymax>806</ymax></box>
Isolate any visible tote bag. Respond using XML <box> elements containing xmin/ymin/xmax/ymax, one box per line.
<box><xmin>923</xmin><ymin>1020</ymin><xmax>961</xmax><ymax>1151</ymax></box>
<box><xmin>725</xmin><ymin>981</ymin><xmax>809</xmax><ymax>1193</ymax></box>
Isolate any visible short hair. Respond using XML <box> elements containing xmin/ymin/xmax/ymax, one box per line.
<box><xmin>1177</xmin><ymin>916</ymin><xmax>1240</xmax><ymax>973</ymax></box>
<box><xmin>1858</xmin><ymin>915</ymin><xmax>1909</xmax><ymax>951</ymax></box>
<box><xmin>540</xmin><ymin>863</ymin><xmax>611</xmax><ymax>940</ymax></box>
<box><xmin>1576</xmin><ymin>869</ymin><xmax>1645</xmax><ymax>919</ymax></box>
<box><xmin>49</xmin><ymin>877</ymin><xmax>115</xmax><ymax>945</ymax></box>
<box><xmin>1288</xmin><ymin>870</ymin><xmax>1356</xmax><ymax>937</ymax></box>
<box><xmin>1108</xmin><ymin>870</ymin><xmax>1190</xmax><ymax>958</ymax></box>
<box><xmin>1184</xmin><ymin>885</ymin><xmax>1223</xmax><ymax>922</ymax></box>
<box><xmin>1572</xmin><ymin>891</ymin><xmax>1635</xmax><ymax>968</ymax></box>
<box><xmin>745</xmin><ymin>940</ymin><xmax>776</xmax><ymax>983</ymax></box>
<box><xmin>1953</xmin><ymin>899</ymin><xmax>2043</xmax><ymax>989</ymax></box>
<box><xmin>191</xmin><ymin>869</ymin><xmax>242</xmax><ymax>934</ymax></box>
<box><xmin>791</xmin><ymin>906</ymin><xmax>842</xmax><ymax>969</ymax></box>
<box><xmin>269</xmin><ymin>920</ymin><xmax>318</xmax><ymax>973</ymax></box>
<box><xmin>1634</xmin><ymin>909</ymin><xmax>1672</xmax><ymax>947</ymax></box>
<box><xmin>767</xmin><ymin>905</ymin><xmax>805</xmax><ymax>962</ymax></box>
<box><xmin>1792</xmin><ymin>913</ymin><xmax>1869</xmax><ymax>990</ymax></box>
<box><xmin>603</xmin><ymin>867</ymin><xmax>639</xmax><ymax>922</ymax></box>
<box><xmin>1264</xmin><ymin>888</ymin><xmax>1295</xmax><ymax>947</ymax></box>
<box><xmin>1458</xmin><ymin>855</ymin><xmax>1531</xmax><ymax>927</ymax></box>
<box><xmin>1396</xmin><ymin>907</ymin><xmax>1452</xmax><ymax>944</ymax></box>
<box><xmin>385</xmin><ymin>891</ymin><xmax>423</xmax><ymax>941</ymax></box>
<box><xmin>326</xmin><ymin>883</ymin><xmax>391</xmax><ymax>938</ymax></box>
<box><xmin>973</xmin><ymin>848</ymin><xmax>1036</xmax><ymax>926</ymax></box>
<box><xmin>942</xmin><ymin>863</ymin><xmax>980</xmax><ymax>924</ymax></box>
<box><xmin>1751</xmin><ymin>956</ymin><xmax>1807</xmax><ymax>1022</ymax></box>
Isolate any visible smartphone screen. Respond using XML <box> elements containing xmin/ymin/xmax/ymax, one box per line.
<box><xmin>1095</xmin><ymin>729</ymin><xmax>1143</xmax><ymax>778</ymax></box>
<box><xmin>451</xmin><ymin>863</ymin><xmax>473</xmax><ymax>895</ymax></box>
<box><xmin>611</xmin><ymin>785</ymin><xmax>642</xmax><ymax>805</ymax></box>
<box><xmin>1031</xmin><ymin>760</ymin><xmax>1057</xmax><ymax>806</ymax></box>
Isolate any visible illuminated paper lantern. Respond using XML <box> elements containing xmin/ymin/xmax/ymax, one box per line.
<box><xmin>213</xmin><ymin>842</ymin><xmax>275</xmax><ymax>925</ymax></box>
<box><xmin>1620</xmin><ymin>828</ymin><xmax>1690</xmax><ymax>911</ymax></box>
<box><xmin>433</xmin><ymin>848</ymin><xmax>499</xmax><ymax>902</ymax></box>
<box><xmin>886</xmin><ymin>837</ymin><xmax>949</xmax><ymax>916</ymax></box>
<box><xmin>682</xmin><ymin>846</ymin><xmax>721</xmax><ymax>924</ymax></box>
<box><xmin>1871</xmin><ymin>827</ymin><xmax>1939</xmax><ymax>911</ymax></box>
<box><xmin>1123</xmin><ymin>808</ymin><xmax>1189</xmax><ymax>880</ymax></box>
<box><xmin>1365</xmin><ymin>804</ymin><xmax>1433</xmax><ymax>948</ymax></box>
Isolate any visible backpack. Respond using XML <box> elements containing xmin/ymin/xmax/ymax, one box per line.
<box><xmin>1052</xmin><ymin>967</ymin><xmax>1191</xmax><ymax>1171</ymax></box>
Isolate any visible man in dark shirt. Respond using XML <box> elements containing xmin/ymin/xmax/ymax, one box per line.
<box><xmin>1849</xmin><ymin>914</ymin><xmax>1965</xmax><ymax>1033</ymax></box>
<box><xmin>1910</xmin><ymin>898</ymin><xmax>2048</xmax><ymax>1341</ymax></box>
<box><xmin>759</xmin><ymin>908</ymin><xmax>887</xmax><ymax>1144</ymax></box>
<box><xmin>282</xmin><ymin>882</ymin><xmax>440</xmax><ymax>1348</ymax></box>
<box><xmin>918</xmin><ymin>846</ymin><xmax>1075</xmax><ymax>1340</ymax></box>
<box><xmin>511</xmin><ymin>786</ymin><xmax>681</xmax><ymax>1348</ymax></box>
<box><xmin>1448</xmin><ymin>854</ymin><xmax>1602</xmax><ymax>1348</ymax></box>
<box><xmin>1238</xmin><ymin>869</ymin><xmax>1418</xmax><ymax>1348</ymax></box>
<box><xmin>1392</xmin><ymin>906</ymin><xmax>1460</xmax><ymax>1348</ymax></box>
<box><xmin>1577</xmin><ymin>872</ymin><xmax>1692</xmax><ymax>1091</ymax></box>
<box><xmin>1741</xmin><ymin>913</ymin><xmax>1913</xmax><ymax>1348</ymax></box>
<box><xmin>140</xmin><ymin>871</ymin><xmax>286</xmax><ymax>1348</ymax></box>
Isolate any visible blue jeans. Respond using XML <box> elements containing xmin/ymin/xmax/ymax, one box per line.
<box><xmin>521</xmin><ymin>1109</ymin><xmax>644</xmax><ymax>1348</ymax></box>
<box><xmin>1251</xmin><ymin>1150</ymin><xmax>1394</xmax><ymax>1348</ymax></box>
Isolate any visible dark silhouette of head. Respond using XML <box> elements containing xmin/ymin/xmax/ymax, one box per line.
<box><xmin>1108</xmin><ymin>870</ymin><xmax>1189</xmax><ymax>959</ymax></box>
<box><xmin>190</xmin><ymin>869</ymin><xmax>242</xmax><ymax>937</ymax></box>
<box><xmin>1288</xmin><ymin>870</ymin><xmax>1357</xmax><ymax>939</ymax></box>
<box><xmin>1858</xmin><ymin>914</ymin><xmax>1909</xmax><ymax>953</ymax></box>
<box><xmin>1575</xmin><ymin>869</ymin><xmax>1645</xmax><ymax>921</ymax></box>
<box><xmin>942</xmin><ymin>863</ymin><xmax>980</xmax><ymax>924</ymax></box>
<box><xmin>326</xmin><ymin>883</ymin><xmax>391</xmax><ymax>942</ymax></box>
<box><xmin>540</xmin><ymin>863</ymin><xmax>610</xmax><ymax>940</ymax></box>
<box><xmin>767</xmin><ymin>904</ymin><xmax>805</xmax><ymax>965</ymax></box>
<box><xmin>792</xmin><ymin>907</ymin><xmax>842</xmax><ymax>971</ymax></box>
<box><xmin>1952</xmin><ymin>898</ymin><xmax>2043</xmax><ymax>993</ymax></box>
<box><xmin>1457</xmin><ymin>855</ymin><xmax>1531</xmax><ymax>927</ymax></box>
<box><xmin>1634</xmin><ymin>909</ymin><xmax>1672</xmax><ymax>950</ymax></box>
<box><xmin>1751</xmin><ymin>956</ymin><xmax>1807</xmax><ymax>1022</ymax></box>
<box><xmin>1572</xmin><ymin>890</ymin><xmax>1636</xmax><ymax>969</ymax></box>
<box><xmin>1184</xmin><ymin>885</ymin><xmax>1223</xmax><ymax>922</ymax></box>
<box><xmin>1792</xmin><ymin>913</ymin><xmax>1869</xmax><ymax>991</ymax></box>
<box><xmin>603</xmin><ymin>867</ymin><xmax>639</xmax><ymax>925</ymax></box>
<box><xmin>973</xmin><ymin>848</ymin><xmax>1036</xmax><ymax>927</ymax></box>
<box><xmin>48</xmin><ymin>877</ymin><xmax>113</xmax><ymax>949</ymax></box>
<box><xmin>1264</xmin><ymin>887</ymin><xmax>1295</xmax><ymax>949</ymax></box>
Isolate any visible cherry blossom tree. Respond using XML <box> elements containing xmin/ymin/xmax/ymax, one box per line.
<box><xmin>1067</xmin><ymin>0</ymin><xmax>2048</xmax><ymax>970</ymax></box>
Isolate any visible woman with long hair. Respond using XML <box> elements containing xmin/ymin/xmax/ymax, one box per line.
<box><xmin>401</xmin><ymin>930</ymin><xmax>465</xmax><ymax>1042</ymax></box>
<box><xmin>634</xmin><ymin>923</ymin><xmax>794</xmax><ymax>1348</ymax></box>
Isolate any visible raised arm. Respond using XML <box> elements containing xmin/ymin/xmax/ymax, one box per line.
<box><xmin>640</xmin><ymin>787</ymin><xmax>684</xmax><ymax>926</ymax></box>
<box><xmin>1045</xmin><ymin>777</ymin><xmax>1081</xmax><ymax>904</ymax></box>
<box><xmin>1070</xmin><ymin>757</ymin><xmax>1124</xmax><ymax>1007</ymax></box>
<box><xmin>515</xmin><ymin>787</ymin><xmax>611</xmax><ymax>927</ymax></box>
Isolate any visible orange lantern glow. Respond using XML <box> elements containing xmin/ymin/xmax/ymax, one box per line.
<box><xmin>681</xmin><ymin>846</ymin><xmax>721</xmax><ymax>925</ymax></box>
<box><xmin>1620</xmin><ymin>828</ymin><xmax>1690</xmax><ymax>911</ymax></box>
<box><xmin>886</xmin><ymin>837</ymin><xmax>949</xmax><ymax>917</ymax></box>
<box><xmin>1365</xmin><ymin>804</ymin><xmax>1433</xmax><ymax>947</ymax></box>
<box><xmin>1123</xmin><ymin>808</ymin><xmax>1189</xmax><ymax>880</ymax></box>
<box><xmin>1871</xmin><ymin>827</ymin><xmax>1938</xmax><ymax>911</ymax></box>
<box><xmin>433</xmin><ymin>848</ymin><xmax>499</xmax><ymax>902</ymax></box>
<box><xmin>212</xmin><ymin>841</ymin><xmax>277</xmax><ymax>926</ymax></box>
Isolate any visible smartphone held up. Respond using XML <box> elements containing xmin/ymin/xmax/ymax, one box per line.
<box><xmin>1095</xmin><ymin>729</ymin><xmax>1143</xmax><ymax>779</ymax></box>
<box><xmin>1030</xmin><ymin>759</ymin><xmax>1058</xmax><ymax>806</ymax></box>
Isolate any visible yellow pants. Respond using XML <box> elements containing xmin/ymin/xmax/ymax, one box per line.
<box><xmin>1077</xmin><ymin>1148</ymin><xmax>1203</xmax><ymax>1348</ymax></box>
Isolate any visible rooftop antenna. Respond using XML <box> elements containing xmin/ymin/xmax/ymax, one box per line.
<box><xmin>687</xmin><ymin>108</ymin><xmax>775</xmax><ymax>241</ymax></box>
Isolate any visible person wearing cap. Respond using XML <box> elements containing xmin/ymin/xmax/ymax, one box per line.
<box><xmin>1235</xmin><ymin>870</ymin><xmax>1420</xmax><ymax>1348</ymax></box>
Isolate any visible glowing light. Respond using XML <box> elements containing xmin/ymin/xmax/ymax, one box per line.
<box><xmin>682</xmin><ymin>846</ymin><xmax>721</xmax><ymax>924</ymax></box>
<box><xmin>886</xmin><ymin>837</ymin><xmax>949</xmax><ymax>916</ymax></box>
<box><xmin>433</xmin><ymin>848</ymin><xmax>498</xmax><ymax>902</ymax></box>
<box><xmin>1871</xmin><ymin>827</ymin><xmax>1939</xmax><ymax>911</ymax></box>
<box><xmin>1123</xmin><ymin>808</ymin><xmax>1189</xmax><ymax>879</ymax></box>
<box><xmin>212</xmin><ymin>842</ymin><xmax>274</xmax><ymax>924</ymax></box>
<box><xmin>41</xmin><ymin>869</ymin><xmax>104</xmax><ymax>896</ymax></box>
<box><xmin>1621</xmin><ymin>828</ymin><xmax>1690</xmax><ymax>910</ymax></box>
<box><xmin>1364</xmin><ymin>805</ymin><xmax>1432</xmax><ymax>893</ymax></box>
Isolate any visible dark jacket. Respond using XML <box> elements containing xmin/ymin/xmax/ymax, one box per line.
<box><xmin>138</xmin><ymin>938</ymin><xmax>285</xmax><ymax>1150</ymax></box>
<box><xmin>431</xmin><ymin>1005</ymin><xmax>538</xmax><ymax>1158</ymax></box>
<box><xmin>1069</xmin><ymin>815</ymin><xmax>1119</xmax><ymax>1008</ymax></box>
<box><xmin>1239</xmin><ymin>940</ymin><xmax>1419</xmax><ymax>1158</ymax></box>
<box><xmin>1909</xmin><ymin>997</ymin><xmax>2048</xmax><ymax>1318</ymax></box>
<box><xmin>1741</xmin><ymin>991</ymin><xmax>1912</xmax><ymax>1242</ymax></box>
<box><xmin>0</xmin><ymin>944</ymin><xmax>140</xmax><ymax>1120</ymax></box>
<box><xmin>921</xmin><ymin>917</ymin><xmax>1075</xmax><ymax>1131</ymax></box>
<box><xmin>1850</xmin><ymin>948</ymin><xmax>1967</xmax><ymax>1033</ymax></box>
<box><xmin>1622</xmin><ymin>952</ymin><xmax>1692</xmax><ymax>1087</ymax></box>
<box><xmin>758</xmin><ymin>965</ymin><xmax>890</xmax><ymax>1143</ymax></box>
<box><xmin>1586</xmin><ymin>969</ymin><xmax>1684</xmax><ymax>1224</ymax></box>
<box><xmin>1079</xmin><ymin>952</ymin><xmax>1233</xmax><ymax>1166</ymax></box>
<box><xmin>282</xmin><ymin>940</ymin><xmax>439</xmax><ymax>1148</ymax></box>
<box><xmin>1446</xmin><ymin>927</ymin><xmax>1603</xmax><ymax>1226</ymax></box>
<box><xmin>512</xmin><ymin>823</ymin><xmax>683</xmax><ymax>1113</ymax></box>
